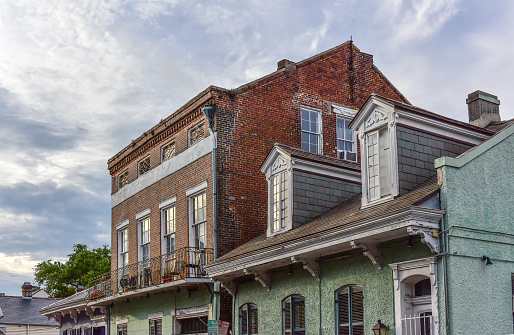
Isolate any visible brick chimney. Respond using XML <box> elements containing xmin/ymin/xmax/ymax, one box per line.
<box><xmin>277</xmin><ymin>59</ymin><xmax>296</xmax><ymax>71</ymax></box>
<box><xmin>466</xmin><ymin>90</ymin><xmax>501</xmax><ymax>127</ymax></box>
<box><xmin>21</xmin><ymin>282</ymin><xmax>33</xmax><ymax>299</ymax></box>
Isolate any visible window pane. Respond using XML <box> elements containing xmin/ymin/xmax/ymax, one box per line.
<box><xmin>293</xmin><ymin>297</ymin><xmax>305</xmax><ymax>330</ymax></box>
<box><xmin>301</xmin><ymin>132</ymin><xmax>310</xmax><ymax>151</ymax></box>
<box><xmin>344</xmin><ymin>141</ymin><xmax>353</xmax><ymax>152</ymax></box>
<box><xmin>284</xmin><ymin>298</ymin><xmax>291</xmax><ymax>331</ymax></box>
<box><xmin>166</xmin><ymin>234</ymin><xmax>175</xmax><ymax>254</ymax></box>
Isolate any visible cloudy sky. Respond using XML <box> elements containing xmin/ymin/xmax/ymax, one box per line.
<box><xmin>0</xmin><ymin>0</ymin><xmax>513</xmax><ymax>296</ymax></box>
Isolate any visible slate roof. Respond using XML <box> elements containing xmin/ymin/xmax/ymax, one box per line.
<box><xmin>39</xmin><ymin>290</ymin><xmax>88</xmax><ymax>315</ymax></box>
<box><xmin>485</xmin><ymin>118</ymin><xmax>514</xmax><ymax>132</ymax></box>
<box><xmin>351</xmin><ymin>94</ymin><xmax>495</xmax><ymax>136</ymax></box>
<box><xmin>0</xmin><ymin>296</ymin><xmax>60</xmax><ymax>325</ymax></box>
<box><xmin>269</xmin><ymin>143</ymin><xmax>361</xmax><ymax>171</ymax></box>
<box><xmin>213</xmin><ymin>176</ymin><xmax>439</xmax><ymax>263</ymax></box>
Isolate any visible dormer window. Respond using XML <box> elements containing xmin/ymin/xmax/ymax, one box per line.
<box><xmin>350</xmin><ymin>102</ymin><xmax>399</xmax><ymax>207</ymax></box>
<box><xmin>272</xmin><ymin>171</ymin><xmax>288</xmax><ymax>233</ymax></box>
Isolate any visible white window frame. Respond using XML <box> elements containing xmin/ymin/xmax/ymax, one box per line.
<box><xmin>300</xmin><ymin>107</ymin><xmax>322</xmax><ymax>154</ymax></box>
<box><xmin>336</xmin><ymin>116</ymin><xmax>357</xmax><ymax>162</ymax></box>
<box><xmin>188</xmin><ymin>121</ymin><xmax>205</xmax><ymax>148</ymax></box>
<box><xmin>189</xmin><ymin>190</ymin><xmax>207</xmax><ymax>250</ymax></box>
<box><xmin>138</xmin><ymin>156</ymin><xmax>151</xmax><ymax>177</ymax></box>
<box><xmin>117</xmin><ymin>220</ymin><xmax>129</xmax><ymax>269</ymax></box>
<box><xmin>271</xmin><ymin>171</ymin><xmax>288</xmax><ymax>234</ymax></box>
<box><xmin>389</xmin><ymin>258</ymin><xmax>439</xmax><ymax>335</ymax></box>
<box><xmin>137</xmin><ymin>214</ymin><xmax>151</xmax><ymax>263</ymax></box>
<box><xmin>161</xmin><ymin>140</ymin><xmax>176</xmax><ymax>163</ymax></box>
<box><xmin>161</xmin><ymin>204</ymin><xmax>176</xmax><ymax>255</ymax></box>
<box><xmin>366</xmin><ymin>130</ymin><xmax>380</xmax><ymax>202</ymax></box>
<box><xmin>265</xmin><ymin>155</ymin><xmax>293</xmax><ymax>237</ymax></box>
<box><xmin>149</xmin><ymin>315</ymin><xmax>162</xmax><ymax>335</ymax></box>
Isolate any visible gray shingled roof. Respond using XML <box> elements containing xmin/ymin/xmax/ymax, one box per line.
<box><xmin>0</xmin><ymin>296</ymin><xmax>60</xmax><ymax>325</ymax></box>
<box><xmin>39</xmin><ymin>290</ymin><xmax>88</xmax><ymax>315</ymax></box>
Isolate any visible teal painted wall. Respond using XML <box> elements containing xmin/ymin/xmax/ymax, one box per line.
<box><xmin>110</xmin><ymin>286</ymin><xmax>211</xmax><ymax>335</ymax></box>
<box><xmin>233</xmin><ymin>239</ymin><xmax>431</xmax><ymax>335</ymax></box>
<box><xmin>438</xmin><ymin>131</ymin><xmax>514</xmax><ymax>335</ymax></box>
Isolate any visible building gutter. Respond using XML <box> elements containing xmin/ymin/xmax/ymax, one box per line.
<box><xmin>440</xmin><ymin>216</ymin><xmax>450</xmax><ymax>335</ymax></box>
<box><xmin>202</xmin><ymin>105</ymin><xmax>220</xmax><ymax>321</ymax></box>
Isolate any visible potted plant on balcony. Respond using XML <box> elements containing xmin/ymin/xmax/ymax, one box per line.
<box><xmin>162</xmin><ymin>268</ymin><xmax>174</xmax><ymax>283</ymax></box>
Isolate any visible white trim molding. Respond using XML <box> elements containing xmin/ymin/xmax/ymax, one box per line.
<box><xmin>159</xmin><ymin>196</ymin><xmax>177</xmax><ymax>209</ymax></box>
<box><xmin>136</xmin><ymin>208</ymin><xmax>151</xmax><ymax>220</ymax></box>
<box><xmin>116</xmin><ymin>219</ymin><xmax>129</xmax><ymax>230</ymax></box>
<box><xmin>175</xmin><ymin>305</ymin><xmax>209</xmax><ymax>320</ymax></box>
<box><xmin>116</xmin><ymin>319</ymin><xmax>129</xmax><ymax>325</ymax></box>
<box><xmin>147</xmin><ymin>312</ymin><xmax>163</xmax><ymax>320</ymax></box>
<box><xmin>185</xmin><ymin>181</ymin><xmax>208</xmax><ymax>197</ymax></box>
<box><xmin>205</xmin><ymin>207</ymin><xmax>444</xmax><ymax>280</ymax></box>
<box><xmin>389</xmin><ymin>257</ymin><xmax>440</xmax><ymax>335</ymax></box>
<box><xmin>111</xmin><ymin>134</ymin><xmax>215</xmax><ymax>208</ymax></box>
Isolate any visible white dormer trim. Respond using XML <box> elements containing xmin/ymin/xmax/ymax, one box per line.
<box><xmin>352</xmin><ymin>100</ymin><xmax>399</xmax><ymax>207</ymax></box>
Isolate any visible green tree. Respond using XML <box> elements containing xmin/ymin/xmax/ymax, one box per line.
<box><xmin>34</xmin><ymin>244</ymin><xmax>111</xmax><ymax>298</ymax></box>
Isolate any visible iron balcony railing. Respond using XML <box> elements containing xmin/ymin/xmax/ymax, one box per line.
<box><xmin>87</xmin><ymin>247</ymin><xmax>213</xmax><ymax>302</ymax></box>
<box><xmin>401</xmin><ymin>314</ymin><xmax>433</xmax><ymax>335</ymax></box>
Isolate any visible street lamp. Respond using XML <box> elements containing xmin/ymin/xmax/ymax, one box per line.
<box><xmin>372</xmin><ymin>320</ymin><xmax>389</xmax><ymax>335</ymax></box>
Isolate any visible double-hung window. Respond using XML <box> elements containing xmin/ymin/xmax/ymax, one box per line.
<box><xmin>240</xmin><ymin>303</ymin><xmax>258</xmax><ymax>335</ymax></box>
<box><xmin>149</xmin><ymin>319</ymin><xmax>162</xmax><ymax>335</ymax></box>
<box><xmin>367</xmin><ymin>132</ymin><xmax>379</xmax><ymax>201</ymax></box>
<box><xmin>283</xmin><ymin>295</ymin><xmax>305</xmax><ymax>335</ymax></box>
<box><xmin>336</xmin><ymin>286</ymin><xmax>363</xmax><ymax>335</ymax></box>
<box><xmin>272</xmin><ymin>171</ymin><xmax>288</xmax><ymax>234</ymax></box>
<box><xmin>117</xmin><ymin>324</ymin><xmax>127</xmax><ymax>335</ymax></box>
<box><xmin>337</xmin><ymin>117</ymin><xmax>357</xmax><ymax>161</ymax></box>
<box><xmin>139</xmin><ymin>217</ymin><xmax>150</xmax><ymax>261</ymax></box>
<box><xmin>162</xmin><ymin>206</ymin><xmax>176</xmax><ymax>254</ymax></box>
<box><xmin>119</xmin><ymin>228</ymin><xmax>128</xmax><ymax>267</ymax></box>
<box><xmin>191</xmin><ymin>192</ymin><xmax>206</xmax><ymax>249</ymax></box>
<box><xmin>301</xmin><ymin>108</ymin><xmax>321</xmax><ymax>154</ymax></box>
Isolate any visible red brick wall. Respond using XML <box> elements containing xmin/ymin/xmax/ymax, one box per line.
<box><xmin>212</xmin><ymin>42</ymin><xmax>407</xmax><ymax>256</ymax></box>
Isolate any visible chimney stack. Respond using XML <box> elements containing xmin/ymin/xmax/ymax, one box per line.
<box><xmin>466</xmin><ymin>90</ymin><xmax>501</xmax><ymax>127</ymax></box>
<box><xmin>277</xmin><ymin>59</ymin><xmax>296</xmax><ymax>71</ymax></box>
<box><xmin>21</xmin><ymin>282</ymin><xmax>33</xmax><ymax>299</ymax></box>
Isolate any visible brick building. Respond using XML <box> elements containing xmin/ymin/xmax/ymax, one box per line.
<box><xmin>84</xmin><ymin>41</ymin><xmax>409</xmax><ymax>335</ymax></box>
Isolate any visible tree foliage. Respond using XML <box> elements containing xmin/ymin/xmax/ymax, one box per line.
<box><xmin>34</xmin><ymin>244</ymin><xmax>111</xmax><ymax>298</ymax></box>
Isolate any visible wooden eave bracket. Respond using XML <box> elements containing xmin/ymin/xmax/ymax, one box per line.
<box><xmin>50</xmin><ymin>312</ymin><xmax>63</xmax><ymax>326</ymax></box>
<box><xmin>350</xmin><ymin>241</ymin><xmax>382</xmax><ymax>270</ymax></box>
<box><xmin>70</xmin><ymin>309</ymin><xmax>78</xmax><ymax>323</ymax></box>
<box><xmin>220</xmin><ymin>281</ymin><xmax>237</xmax><ymax>296</ymax></box>
<box><xmin>85</xmin><ymin>306</ymin><xmax>94</xmax><ymax>318</ymax></box>
<box><xmin>291</xmin><ymin>256</ymin><xmax>320</xmax><ymax>281</ymax></box>
<box><xmin>407</xmin><ymin>227</ymin><xmax>440</xmax><ymax>254</ymax></box>
<box><xmin>243</xmin><ymin>269</ymin><xmax>271</xmax><ymax>291</ymax></box>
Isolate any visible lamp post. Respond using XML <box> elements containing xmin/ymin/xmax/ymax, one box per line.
<box><xmin>372</xmin><ymin>320</ymin><xmax>389</xmax><ymax>335</ymax></box>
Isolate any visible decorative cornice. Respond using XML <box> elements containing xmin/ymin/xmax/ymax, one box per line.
<box><xmin>205</xmin><ymin>207</ymin><xmax>444</xmax><ymax>278</ymax></box>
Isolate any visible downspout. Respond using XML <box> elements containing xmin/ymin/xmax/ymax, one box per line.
<box><xmin>441</xmin><ymin>216</ymin><xmax>450</xmax><ymax>335</ymax></box>
<box><xmin>319</xmin><ymin>261</ymin><xmax>322</xmax><ymax>335</ymax></box>
<box><xmin>202</xmin><ymin>105</ymin><xmax>220</xmax><ymax>321</ymax></box>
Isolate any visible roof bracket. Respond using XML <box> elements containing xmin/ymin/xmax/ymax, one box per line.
<box><xmin>243</xmin><ymin>269</ymin><xmax>271</xmax><ymax>291</ymax></box>
<box><xmin>70</xmin><ymin>309</ymin><xmax>78</xmax><ymax>323</ymax></box>
<box><xmin>350</xmin><ymin>241</ymin><xmax>382</xmax><ymax>269</ymax></box>
<box><xmin>85</xmin><ymin>306</ymin><xmax>94</xmax><ymax>318</ymax></box>
<box><xmin>220</xmin><ymin>281</ymin><xmax>237</xmax><ymax>296</ymax></box>
<box><xmin>291</xmin><ymin>256</ymin><xmax>320</xmax><ymax>281</ymax></box>
<box><xmin>407</xmin><ymin>227</ymin><xmax>440</xmax><ymax>254</ymax></box>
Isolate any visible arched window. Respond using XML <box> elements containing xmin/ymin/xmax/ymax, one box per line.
<box><xmin>283</xmin><ymin>295</ymin><xmax>305</xmax><ymax>335</ymax></box>
<box><xmin>336</xmin><ymin>286</ymin><xmax>363</xmax><ymax>335</ymax></box>
<box><xmin>240</xmin><ymin>303</ymin><xmax>258</xmax><ymax>335</ymax></box>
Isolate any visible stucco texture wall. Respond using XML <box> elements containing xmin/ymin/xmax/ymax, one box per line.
<box><xmin>438</xmin><ymin>130</ymin><xmax>514</xmax><ymax>335</ymax></box>
<box><xmin>233</xmin><ymin>239</ymin><xmax>431</xmax><ymax>335</ymax></box>
<box><xmin>109</xmin><ymin>286</ymin><xmax>211</xmax><ymax>335</ymax></box>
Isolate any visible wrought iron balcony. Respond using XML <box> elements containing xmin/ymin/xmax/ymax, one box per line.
<box><xmin>87</xmin><ymin>247</ymin><xmax>213</xmax><ymax>302</ymax></box>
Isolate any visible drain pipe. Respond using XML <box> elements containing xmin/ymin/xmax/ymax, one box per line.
<box><xmin>441</xmin><ymin>216</ymin><xmax>450</xmax><ymax>335</ymax></box>
<box><xmin>202</xmin><ymin>105</ymin><xmax>220</xmax><ymax>321</ymax></box>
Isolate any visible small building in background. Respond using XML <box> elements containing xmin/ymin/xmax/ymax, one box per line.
<box><xmin>0</xmin><ymin>282</ymin><xmax>60</xmax><ymax>335</ymax></box>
